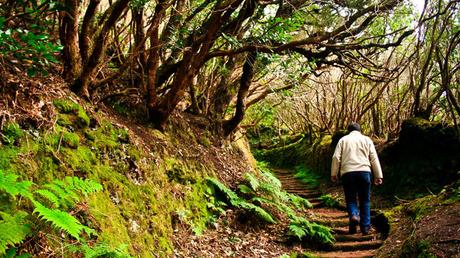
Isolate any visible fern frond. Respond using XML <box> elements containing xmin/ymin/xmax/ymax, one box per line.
<box><xmin>238</xmin><ymin>184</ymin><xmax>254</xmax><ymax>194</ymax></box>
<box><xmin>43</xmin><ymin>183</ymin><xmax>78</xmax><ymax>207</ymax></box>
<box><xmin>64</xmin><ymin>177</ymin><xmax>103</xmax><ymax>196</ymax></box>
<box><xmin>206</xmin><ymin>177</ymin><xmax>239</xmax><ymax>205</ymax></box>
<box><xmin>244</xmin><ymin>173</ymin><xmax>260</xmax><ymax>191</ymax></box>
<box><xmin>260</xmin><ymin>170</ymin><xmax>282</xmax><ymax>189</ymax></box>
<box><xmin>289</xmin><ymin>215</ymin><xmax>335</xmax><ymax>245</ymax></box>
<box><xmin>237</xmin><ymin>201</ymin><xmax>275</xmax><ymax>223</ymax></box>
<box><xmin>32</xmin><ymin>201</ymin><xmax>92</xmax><ymax>240</ymax></box>
<box><xmin>288</xmin><ymin>194</ymin><xmax>312</xmax><ymax>209</ymax></box>
<box><xmin>0</xmin><ymin>211</ymin><xmax>31</xmax><ymax>255</ymax></box>
<box><xmin>34</xmin><ymin>189</ymin><xmax>60</xmax><ymax>208</ymax></box>
<box><xmin>288</xmin><ymin>224</ymin><xmax>307</xmax><ymax>239</ymax></box>
<box><xmin>0</xmin><ymin>170</ymin><xmax>33</xmax><ymax>199</ymax></box>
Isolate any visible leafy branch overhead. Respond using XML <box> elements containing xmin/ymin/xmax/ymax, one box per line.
<box><xmin>0</xmin><ymin>0</ymin><xmax>416</xmax><ymax>133</ymax></box>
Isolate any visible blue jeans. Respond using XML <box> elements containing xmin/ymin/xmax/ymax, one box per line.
<box><xmin>342</xmin><ymin>171</ymin><xmax>371</xmax><ymax>231</ymax></box>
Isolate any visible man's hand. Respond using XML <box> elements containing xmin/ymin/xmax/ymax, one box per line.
<box><xmin>331</xmin><ymin>175</ymin><xmax>338</xmax><ymax>183</ymax></box>
<box><xmin>374</xmin><ymin>178</ymin><xmax>383</xmax><ymax>185</ymax></box>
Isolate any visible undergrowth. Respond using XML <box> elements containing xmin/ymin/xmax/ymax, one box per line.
<box><xmin>293</xmin><ymin>165</ymin><xmax>321</xmax><ymax>189</ymax></box>
<box><xmin>206</xmin><ymin>162</ymin><xmax>334</xmax><ymax>246</ymax></box>
<box><xmin>0</xmin><ymin>170</ymin><xmax>102</xmax><ymax>255</ymax></box>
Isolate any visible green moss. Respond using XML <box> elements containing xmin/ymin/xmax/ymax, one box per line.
<box><xmin>53</xmin><ymin>99</ymin><xmax>90</xmax><ymax>128</ymax></box>
<box><xmin>406</xmin><ymin>195</ymin><xmax>437</xmax><ymax>222</ymax></box>
<box><xmin>53</xmin><ymin>99</ymin><xmax>81</xmax><ymax>113</ymax></box>
<box><xmin>0</xmin><ymin>146</ymin><xmax>19</xmax><ymax>171</ymax></box>
<box><xmin>61</xmin><ymin>146</ymin><xmax>96</xmax><ymax>174</ymax></box>
<box><xmin>127</xmin><ymin>146</ymin><xmax>141</xmax><ymax>161</ymax></box>
<box><xmin>198</xmin><ymin>136</ymin><xmax>211</xmax><ymax>147</ymax></box>
<box><xmin>56</xmin><ymin>114</ymin><xmax>73</xmax><ymax>127</ymax></box>
<box><xmin>62</xmin><ymin>131</ymin><xmax>80</xmax><ymax>149</ymax></box>
<box><xmin>1</xmin><ymin>122</ymin><xmax>24</xmax><ymax>145</ymax></box>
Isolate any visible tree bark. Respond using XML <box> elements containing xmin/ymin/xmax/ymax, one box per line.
<box><xmin>71</xmin><ymin>0</ymin><xmax>130</xmax><ymax>98</ymax></box>
<box><xmin>79</xmin><ymin>0</ymin><xmax>101</xmax><ymax>65</ymax></box>
<box><xmin>223</xmin><ymin>52</ymin><xmax>257</xmax><ymax>136</ymax></box>
<box><xmin>62</xmin><ymin>0</ymin><xmax>81</xmax><ymax>81</ymax></box>
<box><xmin>146</xmin><ymin>1</ymin><xmax>170</xmax><ymax>120</ymax></box>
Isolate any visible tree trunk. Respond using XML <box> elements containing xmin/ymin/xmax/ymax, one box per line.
<box><xmin>71</xmin><ymin>0</ymin><xmax>130</xmax><ymax>98</ymax></box>
<box><xmin>149</xmin><ymin>0</ymin><xmax>244</xmax><ymax>130</ymax></box>
<box><xmin>223</xmin><ymin>52</ymin><xmax>257</xmax><ymax>136</ymax></box>
<box><xmin>146</xmin><ymin>1</ymin><xmax>170</xmax><ymax>123</ymax></box>
<box><xmin>62</xmin><ymin>0</ymin><xmax>81</xmax><ymax>81</ymax></box>
<box><xmin>79</xmin><ymin>0</ymin><xmax>100</xmax><ymax>65</ymax></box>
<box><xmin>210</xmin><ymin>57</ymin><xmax>237</xmax><ymax>119</ymax></box>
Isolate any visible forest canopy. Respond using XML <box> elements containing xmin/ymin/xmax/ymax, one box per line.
<box><xmin>0</xmin><ymin>0</ymin><xmax>458</xmax><ymax>136</ymax></box>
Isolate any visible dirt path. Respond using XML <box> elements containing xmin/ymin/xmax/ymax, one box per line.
<box><xmin>274</xmin><ymin>168</ymin><xmax>383</xmax><ymax>258</ymax></box>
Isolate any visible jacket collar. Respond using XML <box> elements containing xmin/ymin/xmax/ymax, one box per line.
<box><xmin>349</xmin><ymin>130</ymin><xmax>361</xmax><ymax>135</ymax></box>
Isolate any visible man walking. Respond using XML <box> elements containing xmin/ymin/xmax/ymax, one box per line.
<box><xmin>331</xmin><ymin>122</ymin><xmax>383</xmax><ymax>235</ymax></box>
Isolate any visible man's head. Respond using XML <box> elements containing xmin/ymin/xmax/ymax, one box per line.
<box><xmin>347</xmin><ymin>122</ymin><xmax>361</xmax><ymax>132</ymax></box>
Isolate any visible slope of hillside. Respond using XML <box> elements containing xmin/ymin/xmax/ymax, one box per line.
<box><xmin>0</xmin><ymin>71</ymin><xmax>255</xmax><ymax>256</ymax></box>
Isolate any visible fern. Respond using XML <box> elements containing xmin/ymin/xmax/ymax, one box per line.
<box><xmin>293</xmin><ymin>165</ymin><xmax>320</xmax><ymax>188</ymax></box>
<box><xmin>207</xmin><ymin>177</ymin><xmax>275</xmax><ymax>223</ymax></box>
<box><xmin>244</xmin><ymin>173</ymin><xmax>260</xmax><ymax>191</ymax></box>
<box><xmin>34</xmin><ymin>189</ymin><xmax>60</xmax><ymax>208</ymax></box>
<box><xmin>73</xmin><ymin>242</ymin><xmax>132</xmax><ymax>258</ymax></box>
<box><xmin>319</xmin><ymin>194</ymin><xmax>340</xmax><ymax>208</ymax></box>
<box><xmin>206</xmin><ymin>177</ymin><xmax>239</xmax><ymax>205</ymax></box>
<box><xmin>288</xmin><ymin>223</ymin><xmax>307</xmax><ymax>239</ymax></box>
<box><xmin>0</xmin><ymin>212</ymin><xmax>31</xmax><ymax>255</ymax></box>
<box><xmin>238</xmin><ymin>184</ymin><xmax>254</xmax><ymax>194</ymax></box>
<box><xmin>0</xmin><ymin>170</ymin><xmax>33</xmax><ymax>199</ymax></box>
<box><xmin>288</xmin><ymin>194</ymin><xmax>312</xmax><ymax>209</ymax></box>
<box><xmin>237</xmin><ymin>201</ymin><xmax>275</xmax><ymax>223</ymax></box>
<box><xmin>43</xmin><ymin>183</ymin><xmax>79</xmax><ymax>207</ymax></box>
<box><xmin>260</xmin><ymin>170</ymin><xmax>282</xmax><ymax>189</ymax></box>
<box><xmin>65</xmin><ymin>177</ymin><xmax>103</xmax><ymax>196</ymax></box>
<box><xmin>288</xmin><ymin>215</ymin><xmax>335</xmax><ymax>245</ymax></box>
<box><xmin>42</xmin><ymin>177</ymin><xmax>102</xmax><ymax>208</ymax></box>
<box><xmin>32</xmin><ymin>201</ymin><xmax>94</xmax><ymax>240</ymax></box>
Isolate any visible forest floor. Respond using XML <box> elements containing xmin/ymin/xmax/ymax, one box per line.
<box><xmin>173</xmin><ymin>167</ymin><xmax>460</xmax><ymax>257</ymax></box>
<box><xmin>173</xmin><ymin>168</ymin><xmax>384</xmax><ymax>257</ymax></box>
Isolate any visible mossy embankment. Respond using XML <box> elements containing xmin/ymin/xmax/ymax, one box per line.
<box><xmin>0</xmin><ymin>93</ymin><xmax>255</xmax><ymax>256</ymax></box>
<box><xmin>375</xmin><ymin>182</ymin><xmax>460</xmax><ymax>257</ymax></box>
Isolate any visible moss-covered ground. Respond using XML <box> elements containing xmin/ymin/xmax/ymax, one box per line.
<box><xmin>0</xmin><ymin>98</ymin><xmax>243</xmax><ymax>256</ymax></box>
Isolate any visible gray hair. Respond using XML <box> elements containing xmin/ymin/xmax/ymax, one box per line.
<box><xmin>347</xmin><ymin>122</ymin><xmax>361</xmax><ymax>132</ymax></box>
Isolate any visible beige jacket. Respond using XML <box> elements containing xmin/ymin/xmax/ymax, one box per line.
<box><xmin>331</xmin><ymin>131</ymin><xmax>383</xmax><ymax>178</ymax></box>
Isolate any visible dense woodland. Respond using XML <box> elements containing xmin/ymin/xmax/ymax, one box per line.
<box><xmin>0</xmin><ymin>0</ymin><xmax>459</xmax><ymax>257</ymax></box>
<box><xmin>0</xmin><ymin>0</ymin><xmax>457</xmax><ymax>134</ymax></box>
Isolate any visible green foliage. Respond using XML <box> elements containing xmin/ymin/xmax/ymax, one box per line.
<box><xmin>53</xmin><ymin>99</ymin><xmax>90</xmax><ymax>128</ymax></box>
<box><xmin>32</xmin><ymin>201</ymin><xmax>94</xmax><ymax>240</ymax></box>
<box><xmin>206</xmin><ymin>162</ymin><xmax>326</xmax><ymax>242</ymax></box>
<box><xmin>78</xmin><ymin>242</ymin><xmax>132</xmax><ymax>258</ymax></box>
<box><xmin>319</xmin><ymin>194</ymin><xmax>340</xmax><ymax>208</ymax></box>
<box><xmin>0</xmin><ymin>18</ymin><xmax>62</xmax><ymax>76</ymax></box>
<box><xmin>1</xmin><ymin>123</ymin><xmax>24</xmax><ymax>145</ymax></box>
<box><xmin>206</xmin><ymin>177</ymin><xmax>275</xmax><ymax>223</ymax></box>
<box><xmin>289</xmin><ymin>194</ymin><xmax>313</xmax><ymax>209</ymax></box>
<box><xmin>0</xmin><ymin>212</ymin><xmax>31</xmax><ymax>255</ymax></box>
<box><xmin>0</xmin><ymin>171</ymin><xmax>33</xmax><ymax>199</ymax></box>
<box><xmin>294</xmin><ymin>165</ymin><xmax>320</xmax><ymax>189</ymax></box>
<box><xmin>288</xmin><ymin>216</ymin><xmax>335</xmax><ymax>246</ymax></box>
<box><xmin>0</xmin><ymin>169</ymin><xmax>102</xmax><ymax>254</ymax></box>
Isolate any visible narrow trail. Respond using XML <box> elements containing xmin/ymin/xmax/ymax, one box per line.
<box><xmin>274</xmin><ymin>169</ymin><xmax>383</xmax><ymax>258</ymax></box>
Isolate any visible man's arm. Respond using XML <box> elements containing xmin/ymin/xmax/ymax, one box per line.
<box><xmin>331</xmin><ymin>140</ymin><xmax>342</xmax><ymax>182</ymax></box>
<box><xmin>368</xmin><ymin>140</ymin><xmax>383</xmax><ymax>185</ymax></box>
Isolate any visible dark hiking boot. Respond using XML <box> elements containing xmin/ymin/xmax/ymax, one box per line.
<box><xmin>362</xmin><ymin>226</ymin><xmax>375</xmax><ymax>235</ymax></box>
<box><xmin>349</xmin><ymin>215</ymin><xmax>360</xmax><ymax>234</ymax></box>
